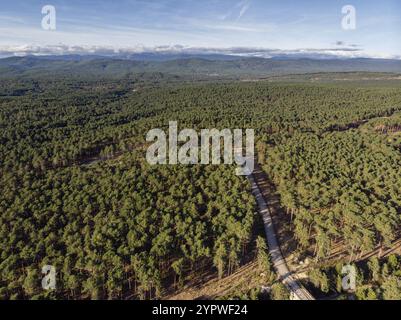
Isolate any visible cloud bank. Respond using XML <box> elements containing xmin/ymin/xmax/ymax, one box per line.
<box><xmin>0</xmin><ymin>44</ymin><xmax>399</xmax><ymax>60</ymax></box>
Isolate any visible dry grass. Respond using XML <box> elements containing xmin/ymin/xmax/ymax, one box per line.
<box><xmin>164</xmin><ymin>261</ymin><xmax>269</xmax><ymax>300</ymax></box>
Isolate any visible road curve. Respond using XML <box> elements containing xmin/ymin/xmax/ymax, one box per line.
<box><xmin>248</xmin><ymin>172</ymin><xmax>315</xmax><ymax>300</ymax></box>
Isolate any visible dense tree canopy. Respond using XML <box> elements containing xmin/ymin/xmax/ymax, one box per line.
<box><xmin>1</xmin><ymin>76</ymin><xmax>401</xmax><ymax>299</ymax></box>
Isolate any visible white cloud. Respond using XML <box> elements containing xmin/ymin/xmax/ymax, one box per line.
<box><xmin>237</xmin><ymin>0</ymin><xmax>251</xmax><ymax>19</ymax></box>
<box><xmin>1</xmin><ymin>43</ymin><xmax>399</xmax><ymax>60</ymax></box>
<box><xmin>220</xmin><ymin>0</ymin><xmax>251</xmax><ymax>21</ymax></box>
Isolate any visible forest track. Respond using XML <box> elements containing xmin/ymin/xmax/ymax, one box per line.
<box><xmin>249</xmin><ymin>165</ymin><xmax>315</xmax><ymax>300</ymax></box>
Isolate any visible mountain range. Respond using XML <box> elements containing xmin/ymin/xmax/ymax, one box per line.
<box><xmin>1</xmin><ymin>54</ymin><xmax>401</xmax><ymax>79</ymax></box>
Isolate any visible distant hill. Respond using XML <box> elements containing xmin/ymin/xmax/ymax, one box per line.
<box><xmin>1</xmin><ymin>55</ymin><xmax>401</xmax><ymax>79</ymax></box>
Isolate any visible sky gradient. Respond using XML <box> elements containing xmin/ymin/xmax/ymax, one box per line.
<box><xmin>0</xmin><ymin>0</ymin><xmax>400</xmax><ymax>58</ymax></box>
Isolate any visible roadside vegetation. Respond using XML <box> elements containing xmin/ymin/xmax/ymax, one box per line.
<box><xmin>305</xmin><ymin>254</ymin><xmax>401</xmax><ymax>300</ymax></box>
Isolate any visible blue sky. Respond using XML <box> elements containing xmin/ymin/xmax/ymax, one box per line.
<box><xmin>0</xmin><ymin>0</ymin><xmax>400</xmax><ymax>58</ymax></box>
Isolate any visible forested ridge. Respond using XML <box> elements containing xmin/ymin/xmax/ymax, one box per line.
<box><xmin>2</xmin><ymin>56</ymin><xmax>401</xmax><ymax>78</ymax></box>
<box><xmin>1</xmin><ymin>76</ymin><xmax>401</xmax><ymax>299</ymax></box>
